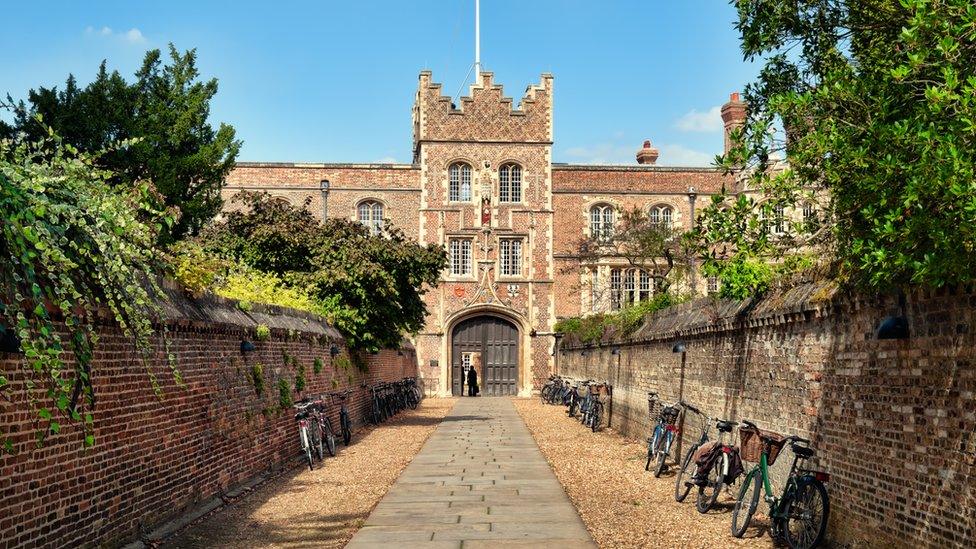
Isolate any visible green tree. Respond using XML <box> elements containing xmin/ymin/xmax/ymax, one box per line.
<box><xmin>2</xmin><ymin>45</ymin><xmax>241</xmax><ymax>243</ymax></box>
<box><xmin>201</xmin><ymin>192</ymin><xmax>447</xmax><ymax>350</ymax></box>
<box><xmin>695</xmin><ymin>0</ymin><xmax>976</xmax><ymax>292</ymax></box>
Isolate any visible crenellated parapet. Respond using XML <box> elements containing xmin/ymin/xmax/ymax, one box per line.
<box><xmin>413</xmin><ymin>71</ymin><xmax>553</xmax><ymax>157</ymax></box>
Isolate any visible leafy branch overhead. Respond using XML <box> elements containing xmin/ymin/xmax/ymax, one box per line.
<box><xmin>695</xmin><ymin>0</ymin><xmax>976</xmax><ymax>294</ymax></box>
<box><xmin>0</xmin><ymin>130</ymin><xmax>172</xmax><ymax>451</ymax></box>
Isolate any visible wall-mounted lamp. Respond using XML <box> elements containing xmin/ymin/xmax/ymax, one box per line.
<box><xmin>672</xmin><ymin>342</ymin><xmax>687</xmax><ymax>353</ymax></box>
<box><xmin>876</xmin><ymin>316</ymin><xmax>909</xmax><ymax>340</ymax></box>
<box><xmin>330</xmin><ymin>344</ymin><xmax>341</xmax><ymax>357</ymax></box>
<box><xmin>611</xmin><ymin>346</ymin><xmax>621</xmax><ymax>355</ymax></box>
<box><xmin>581</xmin><ymin>349</ymin><xmax>588</xmax><ymax>357</ymax></box>
<box><xmin>240</xmin><ymin>340</ymin><xmax>256</xmax><ymax>353</ymax></box>
<box><xmin>397</xmin><ymin>349</ymin><xmax>404</xmax><ymax>356</ymax></box>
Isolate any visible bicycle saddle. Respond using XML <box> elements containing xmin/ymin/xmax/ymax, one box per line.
<box><xmin>716</xmin><ymin>420</ymin><xmax>737</xmax><ymax>433</ymax></box>
<box><xmin>792</xmin><ymin>444</ymin><xmax>815</xmax><ymax>458</ymax></box>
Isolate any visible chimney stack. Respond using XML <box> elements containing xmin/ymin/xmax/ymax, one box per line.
<box><xmin>721</xmin><ymin>92</ymin><xmax>747</xmax><ymax>156</ymax></box>
<box><xmin>636</xmin><ymin>139</ymin><xmax>659</xmax><ymax>165</ymax></box>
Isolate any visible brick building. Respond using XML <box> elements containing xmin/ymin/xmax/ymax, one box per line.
<box><xmin>225</xmin><ymin>71</ymin><xmax>743</xmax><ymax>396</ymax></box>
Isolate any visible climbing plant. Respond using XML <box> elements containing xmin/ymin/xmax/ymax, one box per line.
<box><xmin>0</xmin><ymin>128</ymin><xmax>171</xmax><ymax>452</ymax></box>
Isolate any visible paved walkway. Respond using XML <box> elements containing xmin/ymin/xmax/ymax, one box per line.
<box><xmin>346</xmin><ymin>397</ymin><xmax>596</xmax><ymax>548</ymax></box>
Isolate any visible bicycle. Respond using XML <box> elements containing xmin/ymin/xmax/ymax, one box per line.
<box><xmin>330</xmin><ymin>389</ymin><xmax>353</xmax><ymax>445</ymax></box>
<box><xmin>671</xmin><ymin>401</ymin><xmax>739</xmax><ymax>512</ymax></box>
<box><xmin>645</xmin><ymin>392</ymin><xmax>681</xmax><ymax>477</ymax></box>
<box><xmin>731</xmin><ymin>420</ymin><xmax>830</xmax><ymax>549</ymax></box>
<box><xmin>312</xmin><ymin>395</ymin><xmax>337</xmax><ymax>457</ymax></box>
<box><xmin>293</xmin><ymin>400</ymin><xmax>323</xmax><ymax>471</ymax></box>
<box><xmin>585</xmin><ymin>382</ymin><xmax>609</xmax><ymax>432</ymax></box>
<box><xmin>541</xmin><ymin>374</ymin><xmax>561</xmax><ymax>404</ymax></box>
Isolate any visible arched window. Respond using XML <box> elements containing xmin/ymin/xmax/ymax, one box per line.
<box><xmin>449</xmin><ymin>162</ymin><xmax>472</xmax><ymax>202</ymax></box>
<box><xmin>589</xmin><ymin>204</ymin><xmax>615</xmax><ymax>240</ymax></box>
<box><xmin>499</xmin><ymin>163</ymin><xmax>522</xmax><ymax>203</ymax></box>
<box><xmin>649</xmin><ymin>204</ymin><xmax>673</xmax><ymax>227</ymax></box>
<box><xmin>357</xmin><ymin>200</ymin><xmax>384</xmax><ymax>235</ymax></box>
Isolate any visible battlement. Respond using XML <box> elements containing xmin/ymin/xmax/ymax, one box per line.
<box><xmin>412</xmin><ymin>71</ymin><xmax>553</xmax><ymax>154</ymax></box>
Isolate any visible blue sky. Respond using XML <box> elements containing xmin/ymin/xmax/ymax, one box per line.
<box><xmin>0</xmin><ymin>1</ymin><xmax>757</xmax><ymax>166</ymax></box>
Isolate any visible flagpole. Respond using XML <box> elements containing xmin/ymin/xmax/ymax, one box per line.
<box><xmin>475</xmin><ymin>0</ymin><xmax>481</xmax><ymax>83</ymax></box>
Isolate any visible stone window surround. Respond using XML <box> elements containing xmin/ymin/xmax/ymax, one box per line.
<box><xmin>497</xmin><ymin>236</ymin><xmax>526</xmax><ymax>279</ymax></box>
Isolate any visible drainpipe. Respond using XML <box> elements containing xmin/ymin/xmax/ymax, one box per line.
<box><xmin>687</xmin><ymin>186</ymin><xmax>698</xmax><ymax>295</ymax></box>
<box><xmin>320</xmin><ymin>179</ymin><xmax>330</xmax><ymax>220</ymax></box>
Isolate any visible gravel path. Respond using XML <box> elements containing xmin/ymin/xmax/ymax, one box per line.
<box><xmin>512</xmin><ymin>398</ymin><xmax>773</xmax><ymax>549</ymax></box>
<box><xmin>164</xmin><ymin>398</ymin><xmax>457</xmax><ymax>549</ymax></box>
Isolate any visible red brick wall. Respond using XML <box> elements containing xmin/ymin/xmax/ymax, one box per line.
<box><xmin>0</xmin><ymin>295</ymin><xmax>418</xmax><ymax>549</ymax></box>
<box><xmin>557</xmin><ymin>282</ymin><xmax>976</xmax><ymax>548</ymax></box>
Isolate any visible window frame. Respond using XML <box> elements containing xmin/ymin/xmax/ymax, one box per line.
<box><xmin>448</xmin><ymin>162</ymin><xmax>473</xmax><ymax>202</ymax></box>
<box><xmin>649</xmin><ymin>204</ymin><xmax>674</xmax><ymax>227</ymax></box>
<box><xmin>498</xmin><ymin>237</ymin><xmax>524</xmax><ymax>278</ymax></box>
<box><xmin>448</xmin><ymin>238</ymin><xmax>474</xmax><ymax>277</ymax></box>
<box><xmin>499</xmin><ymin>163</ymin><xmax>523</xmax><ymax>203</ymax></box>
<box><xmin>589</xmin><ymin>204</ymin><xmax>615</xmax><ymax>241</ymax></box>
<box><xmin>357</xmin><ymin>199</ymin><xmax>384</xmax><ymax>235</ymax></box>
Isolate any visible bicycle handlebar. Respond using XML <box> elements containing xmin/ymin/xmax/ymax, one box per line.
<box><xmin>680</xmin><ymin>401</ymin><xmax>702</xmax><ymax>415</ymax></box>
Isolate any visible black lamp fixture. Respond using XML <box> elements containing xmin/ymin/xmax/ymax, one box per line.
<box><xmin>240</xmin><ymin>340</ymin><xmax>256</xmax><ymax>353</ymax></box>
<box><xmin>329</xmin><ymin>344</ymin><xmax>341</xmax><ymax>357</ymax></box>
<box><xmin>876</xmin><ymin>316</ymin><xmax>910</xmax><ymax>340</ymax></box>
<box><xmin>672</xmin><ymin>342</ymin><xmax>687</xmax><ymax>353</ymax></box>
<box><xmin>611</xmin><ymin>346</ymin><xmax>621</xmax><ymax>355</ymax></box>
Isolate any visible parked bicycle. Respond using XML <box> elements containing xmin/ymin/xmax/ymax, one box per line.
<box><xmin>645</xmin><ymin>392</ymin><xmax>681</xmax><ymax>477</ymax></box>
<box><xmin>672</xmin><ymin>401</ymin><xmax>740</xmax><ymax>513</ymax></box>
<box><xmin>293</xmin><ymin>400</ymin><xmax>324</xmax><ymax>470</ymax></box>
<box><xmin>731</xmin><ymin>420</ymin><xmax>830</xmax><ymax>549</ymax></box>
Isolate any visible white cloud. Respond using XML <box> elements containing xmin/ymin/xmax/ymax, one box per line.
<box><xmin>657</xmin><ymin>144</ymin><xmax>715</xmax><ymax>167</ymax></box>
<box><xmin>375</xmin><ymin>156</ymin><xmax>398</xmax><ymax>164</ymax></box>
<box><xmin>674</xmin><ymin>105</ymin><xmax>723</xmax><ymax>133</ymax></box>
<box><xmin>84</xmin><ymin>26</ymin><xmax>147</xmax><ymax>45</ymax></box>
<box><xmin>123</xmin><ymin>28</ymin><xmax>146</xmax><ymax>44</ymax></box>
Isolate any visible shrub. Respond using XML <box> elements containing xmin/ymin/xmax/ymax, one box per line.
<box><xmin>249</xmin><ymin>364</ymin><xmax>264</xmax><ymax>397</ymax></box>
<box><xmin>313</xmin><ymin>357</ymin><xmax>324</xmax><ymax>374</ymax></box>
<box><xmin>278</xmin><ymin>378</ymin><xmax>292</xmax><ymax>409</ymax></box>
<box><xmin>255</xmin><ymin>324</ymin><xmax>270</xmax><ymax>341</ymax></box>
<box><xmin>294</xmin><ymin>362</ymin><xmax>306</xmax><ymax>393</ymax></box>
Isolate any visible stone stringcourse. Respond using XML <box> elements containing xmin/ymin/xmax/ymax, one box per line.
<box><xmin>0</xmin><ymin>281</ymin><xmax>418</xmax><ymax>549</ymax></box>
<box><xmin>558</xmin><ymin>282</ymin><xmax>976</xmax><ymax>548</ymax></box>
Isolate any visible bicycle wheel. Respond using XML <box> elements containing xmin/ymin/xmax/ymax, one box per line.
<box><xmin>696</xmin><ymin>453</ymin><xmax>724</xmax><ymax>513</ymax></box>
<box><xmin>310</xmin><ymin>419</ymin><xmax>324</xmax><ymax>462</ymax></box>
<box><xmin>731</xmin><ymin>470</ymin><xmax>762</xmax><ymax>538</ymax></box>
<box><xmin>300</xmin><ymin>426</ymin><xmax>314</xmax><ymax>471</ymax></box>
<box><xmin>322</xmin><ymin>419</ymin><xmax>337</xmax><ymax>457</ymax></box>
<box><xmin>645</xmin><ymin>430</ymin><xmax>658</xmax><ymax>471</ymax></box>
<box><xmin>654</xmin><ymin>445</ymin><xmax>668</xmax><ymax>478</ymax></box>
<box><xmin>341</xmin><ymin>411</ymin><xmax>352</xmax><ymax>446</ymax></box>
<box><xmin>590</xmin><ymin>403</ymin><xmax>602</xmax><ymax>432</ymax></box>
<box><xmin>541</xmin><ymin>384</ymin><xmax>552</xmax><ymax>403</ymax></box>
<box><xmin>780</xmin><ymin>479</ymin><xmax>829</xmax><ymax>549</ymax></box>
<box><xmin>568</xmin><ymin>397</ymin><xmax>578</xmax><ymax>418</ymax></box>
<box><xmin>674</xmin><ymin>446</ymin><xmax>697</xmax><ymax>502</ymax></box>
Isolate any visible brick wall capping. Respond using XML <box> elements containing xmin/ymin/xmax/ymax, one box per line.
<box><xmin>552</xmin><ymin>163</ymin><xmax>721</xmax><ymax>173</ymax></box>
<box><xmin>561</xmin><ymin>279</ymin><xmax>848</xmax><ymax>349</ymax></box>
<box><xmin>156</xmin><ymin>278</ymin><xmax>344</xmax><ymax>341</ymax></box>
<box><xmin>234</xmin><ymin>161</ymin><xmax>419</xmax><ymax>170</ymax></box>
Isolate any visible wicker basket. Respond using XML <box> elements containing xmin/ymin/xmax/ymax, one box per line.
<box><xmin>739</xmin><ymin>426</ymin><xmax>787</xmax><ymax>465</ymax></box>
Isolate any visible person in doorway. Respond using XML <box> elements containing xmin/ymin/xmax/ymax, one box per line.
<box><xmin>468</xmin><ymin>357</ymin><xmax>480</xmax><ymax>396</ymax></box>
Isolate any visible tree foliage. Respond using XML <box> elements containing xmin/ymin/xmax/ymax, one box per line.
<box><xmin>696</xmin><ymin>0</ymin><xmax>976</xmax><ymax>292</ymax></box>
<box><xmin>0</xmin><ymin>129</ymin><xmax>171</xmax><ymax>452</ymax></box>
<box><xmin>199</xmin><ymin>192</ymin><xmax>447</xmax><ymax>350</ymax></box>
<box><xmin>2</xmin><ymin>45</ymin><xmax>241</xmax><ymax>243</ymax></box>
<box><xmin>571</xmin><ymin>207</ymin><xmax>687</xmax><ymax>294</ymax></box>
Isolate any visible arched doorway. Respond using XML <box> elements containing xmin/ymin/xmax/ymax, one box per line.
<box><xmin>451</xmin><ymin>315</ymin><xmax>519</xmax><ymax>396</ymax></box>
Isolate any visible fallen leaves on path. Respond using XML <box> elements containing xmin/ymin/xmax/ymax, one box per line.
<box><xmin>165</xmin><ymin>398</ymin><xmax>457</xmax><ymax>549</ymax></box>
<box><xmin>512</xmin><ymin>398</ymin><xmax>773</xmax><ymax>549</ymax></box>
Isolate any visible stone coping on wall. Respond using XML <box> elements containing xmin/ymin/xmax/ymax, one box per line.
<box><xmin>561</xmin><ymin>280</ymin><xmax>843</xmax><ymax>348</ymax></box>
<box><xmin>156</xmin><ymin>278</ymin><xmax>345</xmax><ymax>340</ymax></box>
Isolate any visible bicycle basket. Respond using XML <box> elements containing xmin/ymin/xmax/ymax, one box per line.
<box><xmin>659</xmin><ymin>406</ymin><xmax>680</xmax><ymax>425</ymax></box>
<box><xmin>739</xmin><ymin>426</ymin><xmax>787</xmax><ymax>464</ymax></box>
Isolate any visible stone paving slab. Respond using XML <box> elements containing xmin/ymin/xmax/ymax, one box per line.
<box><xmin>345</xmin><ymin>397</ymin><xmax>596</xmax><ymax>548</ymax></box>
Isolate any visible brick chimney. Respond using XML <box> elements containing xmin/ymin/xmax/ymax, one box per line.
<box><xmin>636</xmin><ymin>139</ymin><xmax>659</xmax><ymax>165</ymax></box>
<box><xmin>720</xmin><ymin>92</ymin><xmax>747</xmax><ymax>155</ymax></box>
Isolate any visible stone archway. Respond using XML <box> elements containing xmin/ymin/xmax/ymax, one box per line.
<box><xmin>450</xmin><ymin>314</ymin><xmax>520</xmax><ymax>396</ymax></box>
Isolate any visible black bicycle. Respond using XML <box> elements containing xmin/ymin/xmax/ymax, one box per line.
<box><xmin>330</xmin><ymin>389</ymin><xmax>353</xmax><ymax>446</ymax></box>
<box><xmin>293</xmin><ymin>400</ymin><xmax>323</xmax><ymax>470</ymax></box>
